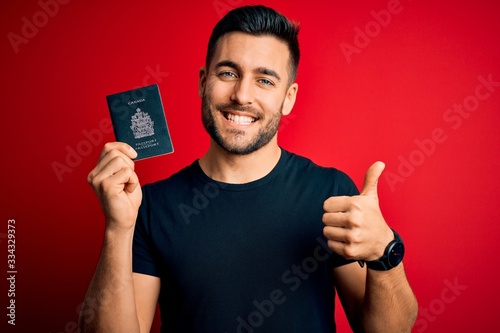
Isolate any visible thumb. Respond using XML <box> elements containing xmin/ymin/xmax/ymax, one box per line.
<box><xmin>360</xmin><ymin>161</ymin><xmax>385</xmax><ymax>197</ymax></box>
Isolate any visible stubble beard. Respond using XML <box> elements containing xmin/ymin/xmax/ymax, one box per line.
<box><xmin>201</xmin><ymin>94</ymin><xmax>283</xmax><ymax>155</ymax></box>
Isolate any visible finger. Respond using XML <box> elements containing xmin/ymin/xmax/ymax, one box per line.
<box><xmin>323</xmin><ymin>196</ymin><xmax>351</xmax><ymax>213</ymax></box>
<box><xmin>360</xmin><ymin>161</ymin><xmax>385</xmax><ymax>197</ymax></box>
<box><xmin>96</xmin><ymin>167</ymin><xmax>140</xmax><ymax>213</ymax></box>
<box><xmin>326</xmin><ymin>239</ymin><xmax>360</xmax><ymax>261</ymax></box>
<box><xmin>92</xmin><ymin>164</ymin><xmax>140</xmax><ymax>208</ymax></box>
<box><xmin>324</xmin><ymin>227</ymin><xmax>366</xmax><ymax>260</ymax></box>
<box><xmin>89</xmin><ymin>149</ymin><xmax>135</xmax><ymax>183</ymax></box>
<box><xmin>324</xmin><ymin>235</ymin><xmax>357</xmax><ymax>260</ymax></box>
<box><xmin>89</xmin><ymin>155</ymin><xmax>134</xmax><ymax>189</ymax></box>
<box><xmin>99</xmin><ymin>142</ymin><xmax>137</xmax><ymax>161</ymax></box>
<box><xmin>100</xmin><ymin>149</ymin><xmax>135</xmax><ymax>173</ymax></box>
<box><xmin>323</xmin><ymin>225</ymin><xmax>349</xmax><ymax>242</ymax></box>
<box><xmin>123</xmin><ymin>168</ymin><xmax>140</xmax><ymax>194</ymax></box>
<box><xmin>106</xmin><ymin>167</ymin><xmax>139</xmax><ymax>194</ymax></box>
<box><xmin>322</xmin><ymin>211</ymin><xmax>350</xmax><ymax>227</ymax></box>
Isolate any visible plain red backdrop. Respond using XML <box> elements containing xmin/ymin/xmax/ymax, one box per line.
<box><xmin>1</xmin><ymin>0</ymin><xmax>499</xmax><ymax>332</ymax></box>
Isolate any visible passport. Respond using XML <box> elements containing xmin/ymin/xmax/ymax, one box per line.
<box><xmin>106</xmin><ymin>84</ymin><xmax>174</xmax><ymax>160</ymax></box>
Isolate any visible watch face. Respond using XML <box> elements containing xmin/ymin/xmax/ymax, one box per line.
<box><xmin>388</xmin><ymin>242</ymin><xmax>405</xmax><ymax>267</ymax></box>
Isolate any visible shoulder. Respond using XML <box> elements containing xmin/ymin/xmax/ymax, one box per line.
<box><xmin>282</xmin><ymin>149</ymin><xmax>359</xmax><ymax>196</ymax></box>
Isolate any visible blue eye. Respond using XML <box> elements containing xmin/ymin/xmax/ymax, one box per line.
<box><xmin>259</xmin><ymin>78</ymin><xmax>273</xmax><ymax>86</ymax></box>
<box><xmin>220</xmin><ymin>71</ymin><xmax>237</xmax><ymax>78</ymax></box>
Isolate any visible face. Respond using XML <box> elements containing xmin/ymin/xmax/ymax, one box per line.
<box><xmin>199</xmin><ymin>32</ymin><xmax>298</xmax><ymax>155</ymax></box>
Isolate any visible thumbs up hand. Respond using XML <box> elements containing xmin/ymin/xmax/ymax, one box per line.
<box><xmin>322</xmin><ymin>162</ymin><xmax>394</xmax><ymax>262</ymax></box>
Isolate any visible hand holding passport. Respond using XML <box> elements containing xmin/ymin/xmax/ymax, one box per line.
<box><xmin>106</xmin><ymin>84</ymin><xmax>174</xmax><ymax>160</ymax></box>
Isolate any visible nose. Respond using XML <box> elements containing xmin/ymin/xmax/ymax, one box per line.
<box><xmin>230</xmin><ymin>77</ymin><xmax>254</xmax><ymax>105</ymax></box>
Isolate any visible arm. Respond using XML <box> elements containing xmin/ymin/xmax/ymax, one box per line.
<box><xmin>78</xmin><ymin>142</ymin><xmax>160</xmax><ymax>333</ymax></box>
<box><xmin>333</xmin><ymin>262</ymin><xmax>417</xmax><ymax>332</ymax></box>
<box><xmin>323</xmin><ymin>162</ymin><xmax>418</xmax><ymax>332</ymax></box>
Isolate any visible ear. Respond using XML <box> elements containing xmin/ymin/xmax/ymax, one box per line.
<box><xmin>281</xmin><ymin>82</ymin><xmax>298</xmax><ymax>116</ymax></box>
<box><xmin>198</xmin><ymin>66</ymin><xmax>207</xmax><ymax>98</ymax></box>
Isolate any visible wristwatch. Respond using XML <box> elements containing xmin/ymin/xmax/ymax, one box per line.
<box><xmin>366</xmin><ymin>229</ymin><xmax>405</xmax><ymax>271</ymax></box>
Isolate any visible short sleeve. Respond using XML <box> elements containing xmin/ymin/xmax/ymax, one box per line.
<box><xmin>332</xmin><ymin>168</ymin><xmax>359</xmax><ymax>197</ymax></box>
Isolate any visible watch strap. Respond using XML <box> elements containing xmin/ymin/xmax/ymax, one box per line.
<box><xmin>365</xmin><ymin>229</ymin><xmax>404</xmax><ymax>271</ymax></box>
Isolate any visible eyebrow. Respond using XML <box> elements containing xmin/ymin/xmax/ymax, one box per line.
<box><xmin>256</xmin><ymin>67</ymin><xmax>281</xmax><ymax>82</ymax></box>
<box><xmin>215</xmin><ymin>60</ymin><xmax>282</xmax><ymax>82</ymax></box>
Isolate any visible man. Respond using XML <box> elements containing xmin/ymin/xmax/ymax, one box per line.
<box><xmin>80</xmin><ymin>5</ymin><xmax>417</xmax><ymax>333</ymax></box>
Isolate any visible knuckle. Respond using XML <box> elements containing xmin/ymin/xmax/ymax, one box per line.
<box><xmin>102</xmin><ymin>142</ymin><xmax>115</xmax><ymax>152</ymax></box>
<box><xmin>344</xmin><ymin>232</ymin><xmax>354</xmax><ymax>244</ymax></box>
<box><xmin>343</xmin><ymin>245</ymin><xmax>357</xmax><ymax>260</ymax></box>
<box><xmin>348</xmin><ymin>211</ymin><xmax>362</xmax><ymax>227</ymax></box>
<box><xmin>107</xmin><ymin>149</ymin><xmax>122</xmax><ymax>160</ymax></box>
<box><xmin>87</xmin><ymin>171</ymin><xmax>94</xmax><ymax>184</ymax></box>
<box><xmin>110</xmin><ymin>151</ymin><xmax>134</xmax><ymax>169</ymax></box>
<box><xmin>89</xmin><ymin>174</ymin><xmax>101</xmax><ymax>189</ymax></box>
<box><xmin>99</xmin><ymin>177</ymin><xmax>115</xmax><ymax>193</ymax></box>
<box><xmin>342</xmin><ymin>215</ymin><xmax>354</xmax><ymax>229</ymax></box>
<box><xmin>351</xmin><ymin>229</ymin><xmax>363</xmax><ymax>243</ymax></box>
<box><xmin>122</xmin><ymin>167</ymin><xmax>133</xmax><ymax>178</ymax></box>
<box><xmin>344</xmin><ymin>228</ymin><xmax>362</xmax><ymax>246</ymax></box>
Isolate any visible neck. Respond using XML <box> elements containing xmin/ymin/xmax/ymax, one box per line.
<box><xmin>198</xmin><ymin>139</ymin><xmax>281</xmax><ymax>184</ymax></box>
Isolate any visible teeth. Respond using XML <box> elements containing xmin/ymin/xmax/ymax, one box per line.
<box><xmin>226</xmin><ymin>113</ymin><xmax>255</xmax><ymax>125</ymax></box>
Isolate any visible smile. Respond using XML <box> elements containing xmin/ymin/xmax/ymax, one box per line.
<box><xmin>223</xmin><ymin>112</ymin><xmax>257</xmax><ymax>125</ymax></box>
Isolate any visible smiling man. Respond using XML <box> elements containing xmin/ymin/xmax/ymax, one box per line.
<box><xmin>80</xmin><ymin>5</ymin><xmax>417</xmax><ymax>333</ymax></box>
<box><xmin>198</xmin><ymin>29</ymin><xmax>298</xmax><ymax>184</ymax></box>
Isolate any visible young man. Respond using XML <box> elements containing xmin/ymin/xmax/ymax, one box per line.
<box><xmin>80</xmin><ymin>5</ymin><xmax>417</xmax><ymax>333</ymax></box>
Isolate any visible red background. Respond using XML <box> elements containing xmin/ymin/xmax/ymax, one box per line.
<box><xmin>2</xmin><ymin>0</ymin><xmax>499</xmax><ymax>332</ymax></box>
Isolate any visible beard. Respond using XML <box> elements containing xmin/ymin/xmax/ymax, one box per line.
<box><xmin>201</xmin><ymin>93</ymin><xmax>283</xmax><ymax>155</ymax></box>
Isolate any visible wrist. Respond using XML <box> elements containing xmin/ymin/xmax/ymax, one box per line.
<box><xmin>365</xmin><ymin>229</ymin><xmax>405</xmax><ymax>271</ymax></box>
<box><xmin>377</xmin><ymin>227</ymin><xmax>397</xmax><ymax>257</ymax></box>
<box><xmin>104</xmin><ymin>223</ymin><xmax>136</xmax><ymax>241</ymax></box>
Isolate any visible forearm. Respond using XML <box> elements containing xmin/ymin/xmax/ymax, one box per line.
<box><xmin>79</xmin><ymin>228</ymin><xmax>140</xmax><ymax>333</ymax></box>
<box><xmin>361</xmin><ymin>264</ymin><xmax>418</xmax><ymax>333</ymax></box>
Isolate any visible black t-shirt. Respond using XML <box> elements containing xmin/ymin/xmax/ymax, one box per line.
<box><xmin>133</xmin><ymin>148</ymin><xmax>359</xmax><ymax>332</ymax></box>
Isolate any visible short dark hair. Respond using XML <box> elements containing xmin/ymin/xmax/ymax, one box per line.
<box><xmin>206</xmin><ymin>5</ymin><xmax>301</xmax><ymax>83</ymax></box>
